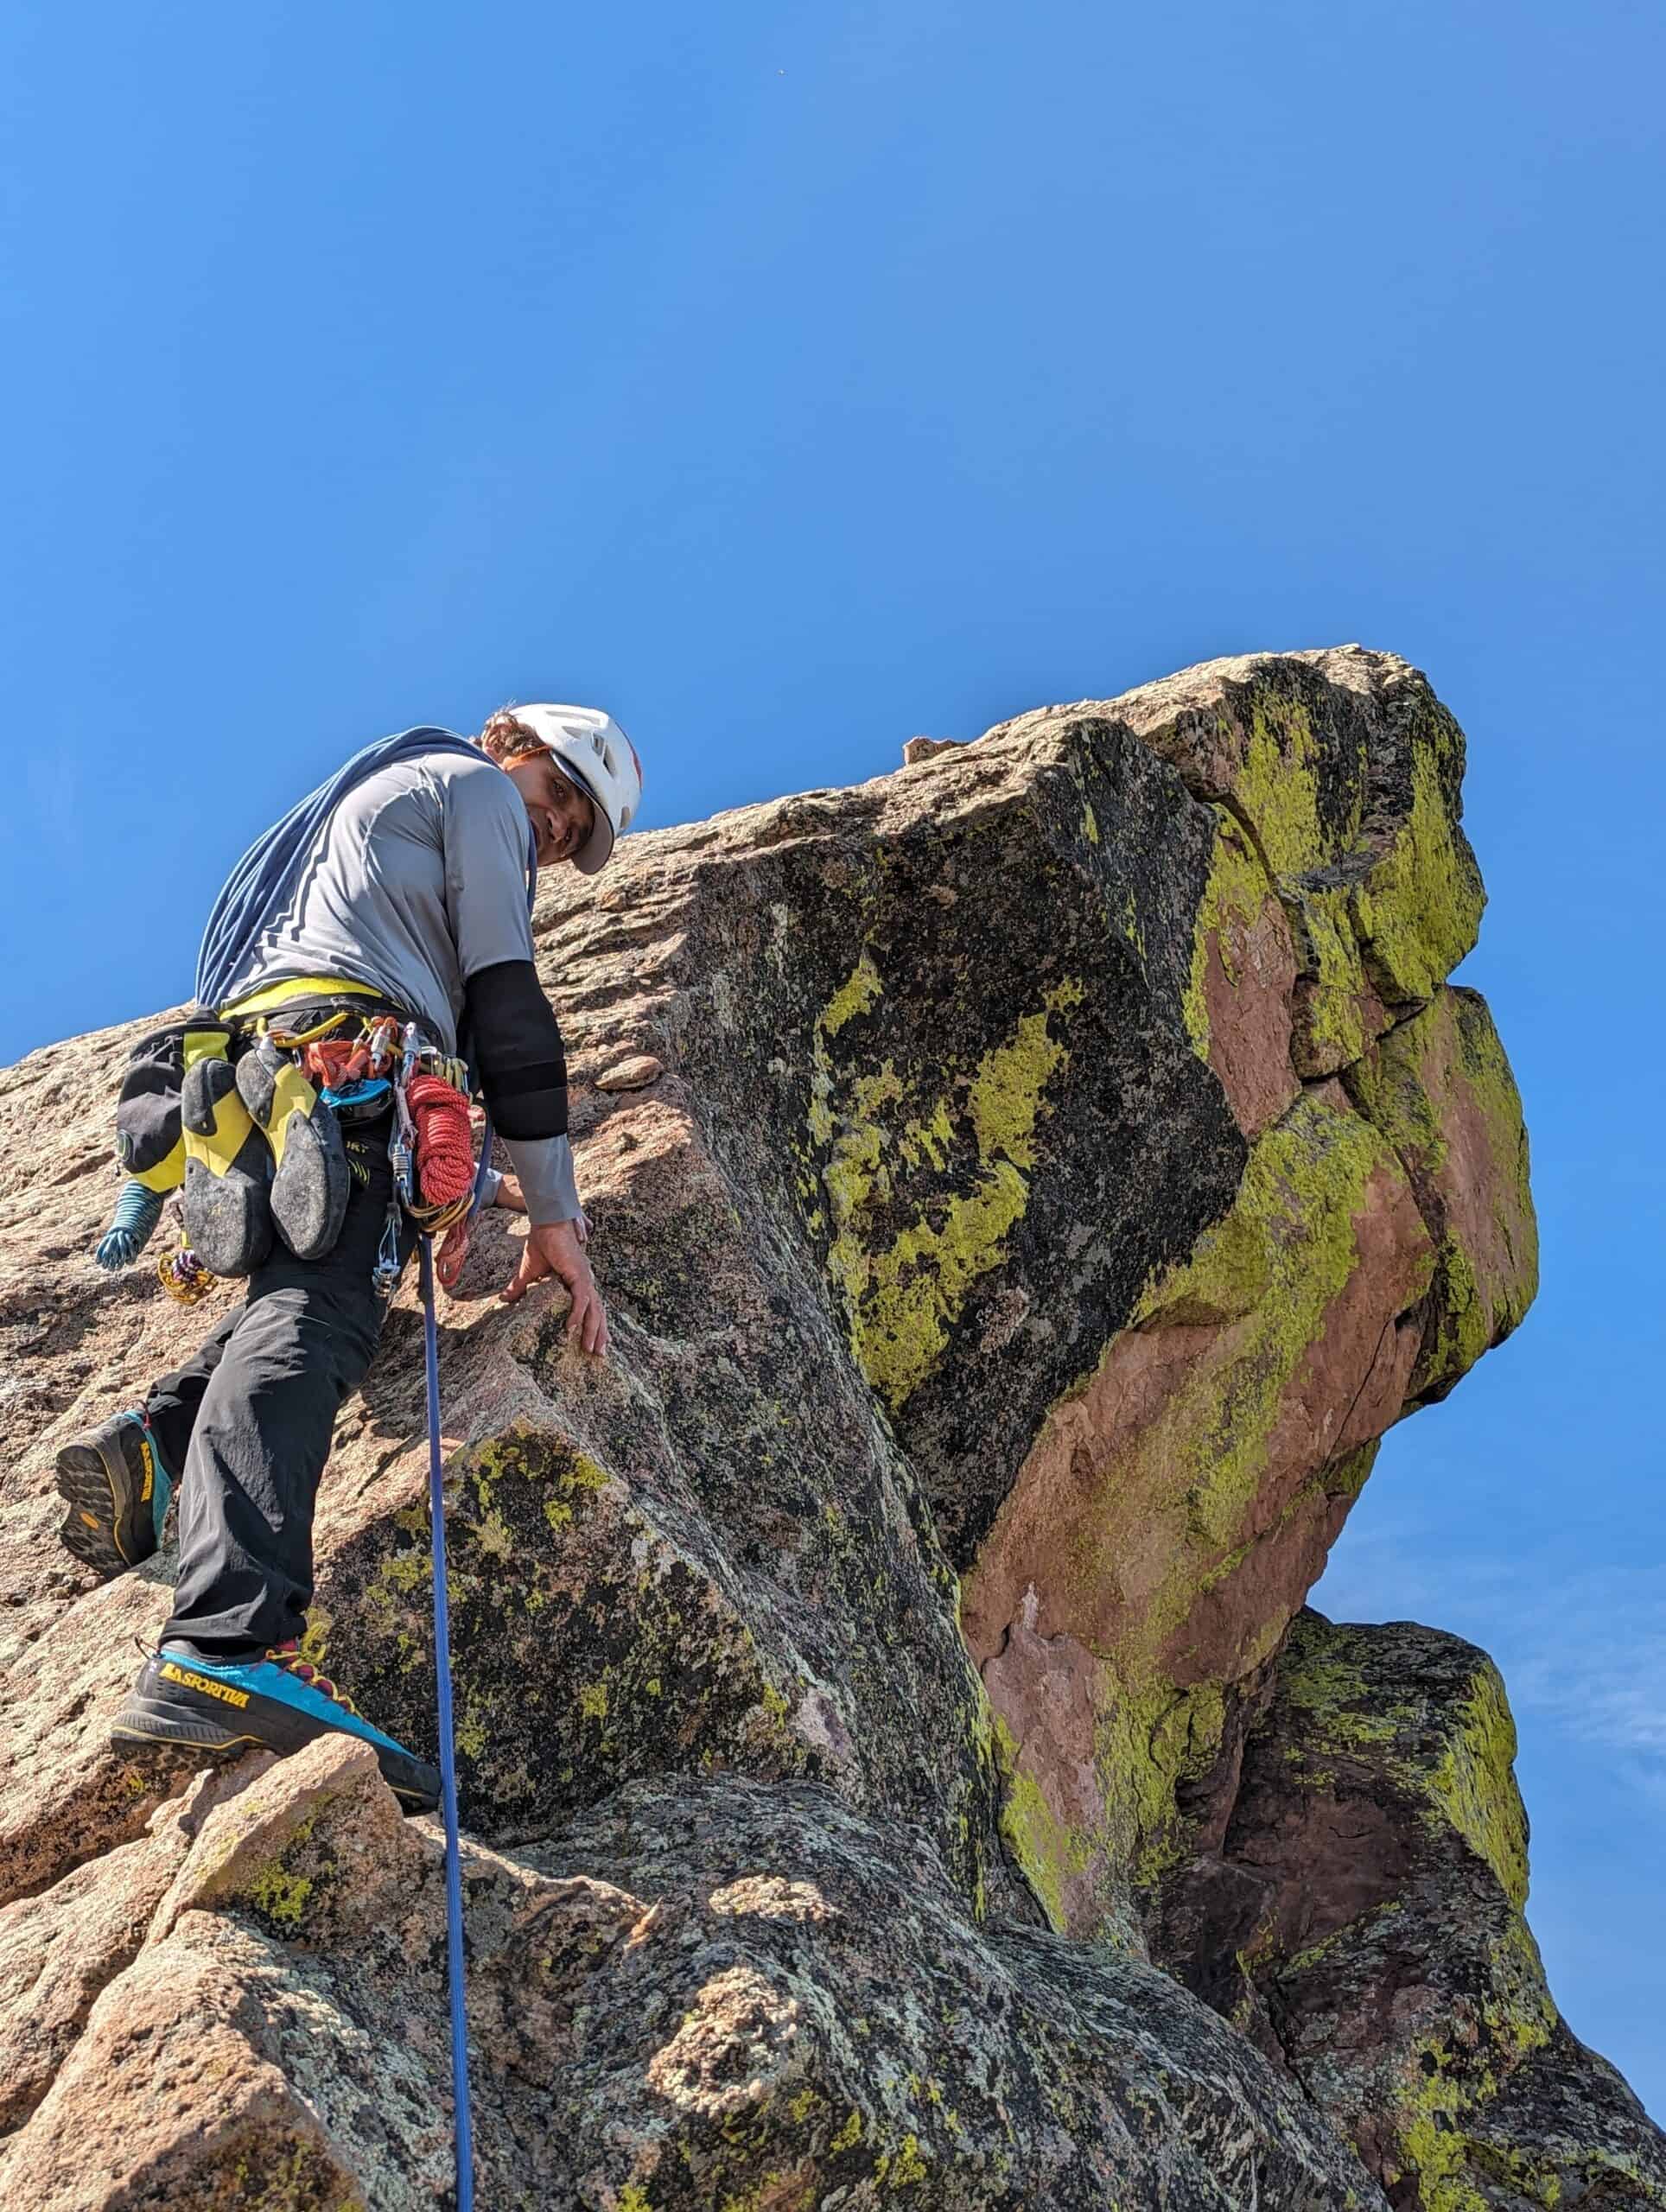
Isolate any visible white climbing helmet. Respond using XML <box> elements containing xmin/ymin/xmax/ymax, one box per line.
<box><xmin>507</xmin><ymin>703</ymin><xmax>644</xmax><ymax>874</ymax></box>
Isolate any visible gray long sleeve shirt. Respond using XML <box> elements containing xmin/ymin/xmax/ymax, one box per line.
<box><xmin>222</xmin><ymin>747</ymin><xmax>580</xmax><ymax>1224</ymax></box>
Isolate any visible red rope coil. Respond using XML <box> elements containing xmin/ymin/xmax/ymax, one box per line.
<box><xmin>406</xmin><ymin>1073</ymin><xmax>476</xmax><ymax>1206</ymax></box>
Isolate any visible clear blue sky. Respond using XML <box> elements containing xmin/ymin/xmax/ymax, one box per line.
<box><xmin>3</xmin><ymin>0</ymin><xmax>1661</xmax><ymax>2119</ymax></box>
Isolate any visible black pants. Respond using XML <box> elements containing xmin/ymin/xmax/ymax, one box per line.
<box><xmin>148</xmin><ymin>1116</ymin><xmax>412</xmax><ymax>1658</ymax></box>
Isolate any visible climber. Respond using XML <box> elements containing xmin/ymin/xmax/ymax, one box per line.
<box><xmin>55</xmin><ymin>706</ymin><xmax>644</xmax><ymax>1814</ymax></box>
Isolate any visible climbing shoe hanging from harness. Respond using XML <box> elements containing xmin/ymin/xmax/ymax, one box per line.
<box><xmin>235</xmin><ymin>1031</ymin><xmax>352</xmax><ymax>1263</ymax></box>
<box><xmin>95</xmin><ymin>1020</ymin><xmax>193</xmax><ymax>1271</ymax></box>
<box><xmin>180</xmin><ymin>1027</ymin><xmax>275</xmax><ymax>1278</ymax></box>
<box><xmin>113</xmin><ymin>1022</ymin><xmax>191</xmax><ymax>1195</ymax></box>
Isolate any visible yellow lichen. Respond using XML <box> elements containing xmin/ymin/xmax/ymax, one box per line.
<box><xmin>830</xmin><ymin>2111</ymin><xmax>863</xmax><ymax>2154</ymax></box>
<box><xmin>1181</xmin><ymin>806</ymin><xmax>1275</xmax><ymax>1066</ymax></box>
<box><xmin>811</xmin><ymin>973</ymin><xmax>1084</xmax><ymax>1410</ymax></box>
<box><xmin>1350</xmin><ymin>738</ymin><xmax>1483</xmax><ymax>1004</ymax></box>
<box><xmin>991</xmin><ymin>1716</ymin><xmax>1097</xmax><ymax>1929</ymax></box>
<box><xmin>247</xmin><ymin>1861</ymin><xmax>314</xmax><ymax>1925</ymax></box>
<box><xmin>1128</xmin><ymin>1089</ymin><xmax>1428</xmax><ymax>1556</ymax></box>
<box><xmin>823</xmin><ymin>949</ymin><xmax>883</xmax><ymax>1035</ymax></box>
<box><xmin>1426</xmin><ymin>1667</ymin><xmax>1530</xmax><ymax>1910</ymax></box>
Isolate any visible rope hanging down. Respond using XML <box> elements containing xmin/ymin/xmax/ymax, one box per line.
<box><xmin>420</xmin><ymin>1231</ymin><xmax>475</xmax><ymax>2211</ymax></box>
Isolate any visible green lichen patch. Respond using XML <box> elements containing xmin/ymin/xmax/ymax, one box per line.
<box><xmin>245</xmin><ymin>1860</ymin><xmax>315</xmax><ymax>1927</ymax></box>
<box><xmin>989</xmin><ymin>1714</ymin><xmax>1100</xmax><ymax>1933</ymax></box>
<box><xmin>989</xmin><ymin>1665</ymin><xmax>1235</xmax><ymax>1936</ymax></box>
<box><xmin>176</xmin><ymin>1760</ymin><xmax>397</xmax><ymax>1952</ymax></box>
<box><xmin>1121</xmin><ymin>1086</ymin><xmax>1428</xmax><ymax>1585</ymax></box>
<box><xmin>1346</xmin><ymin>987</ymin><xmax>1538</xmax><ymax>1400</ymax></box>
<box><xmin>812</xmin><ymin>961</ymin><xmax>1086</xmax><ymax>1413</ymax></box>
<box><xmin>318</xmin><ymin>1424</ymin><xmax>817</xmax><ymax>1840</ymax></box>
<box><xmin>1281</xmin><ymin>877</ymin><xmax>1381</xmax><ymax>1075</ymax></box>
<box><xmin>1425</xmin><ymin>1669</ymin><xmax>1530</xmax><ymax>1911</ymax></box>
<box><xmin>1180</xmin><ymin>806</ymin><xmax>1276</xmax><ymax>1067</ymax></box>
<box><xmin>1351</xmin><ymin>720</ymin><xmax>1485</xmax><ymax>1007</ymax></box>
<box><xmin>1271</xmin><ymin>1616</ymin><xmax>1531</xmax><ymax>1910</ymax></box>
<box><xmin>1229</xmin><ymin>691</ymin><xmax>1342</xmax><ymax>878</ymax></box>
<box><xmin>1103</xmin><ymin>1672</ymin><xmax>1230</xmax><ymax>1891</ymax></box>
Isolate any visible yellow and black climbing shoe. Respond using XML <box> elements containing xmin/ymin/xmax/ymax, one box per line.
<box><xmin>181</xmin><ymin>1049</ymin><xmax>274</xmax><ymax>1277</ymax></box>
<box><xmin>54</xmin><ymin>1410</ymin><xmax>173</xmax><ymax>1578</ymax></box>
<box><xmin>235</xmin><ymin>1039</ymin><xmax>351</xmax><ymax>1263</ymax></box>
<box><xmin>111</xmin><ymin>1642</ymin><xmax>441</xmax><ymax>1813</ymax></box>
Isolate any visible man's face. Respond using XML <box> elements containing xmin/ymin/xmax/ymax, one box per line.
<box><xmin>505</xmin><ymin>750</ymin><xmax>596</xmax><ymax>868</ymax></box>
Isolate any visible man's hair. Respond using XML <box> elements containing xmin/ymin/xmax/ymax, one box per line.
<box><xmin>476</xmin><ymin>707</ymin><xmax>544</xmax><ymax>767</ymax></box>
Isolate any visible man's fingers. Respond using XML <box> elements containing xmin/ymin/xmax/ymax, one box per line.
<box><xmin>558</xmin><ymin>1279</ymin><xmax>609</xmax><ymax>1356</ymax></box>
<box><xmin>500</xmin><ymin>1243</ymin><xmax>545</xmax><ymax>1305</ymax></box>
<box><xmin>498</xmin><ymin>1229</ymin><xmax>609</xmax><ymax>1354</ymax></box>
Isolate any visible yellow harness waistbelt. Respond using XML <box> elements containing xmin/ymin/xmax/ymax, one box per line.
<box><xmin>218</xmin><ymin>974</ymin><xmax>387</xmax><ymax>1022</ymax></box>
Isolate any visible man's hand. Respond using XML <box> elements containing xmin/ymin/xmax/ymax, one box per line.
<box><xmin>502</xmin><ymin>1217</ymin><xmax>608</xmax><ymax>1354</ymax></box>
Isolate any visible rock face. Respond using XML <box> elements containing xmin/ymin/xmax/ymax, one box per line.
<box><xmin>1156</xmin><ymin>1613</ymin><xmax>1666</xmax><ymax>2211</ymax></box>
<box><xmin>0</xmin><ymin>645</ymin><xmax>1652</xmax><ymax>2208</ymax></box>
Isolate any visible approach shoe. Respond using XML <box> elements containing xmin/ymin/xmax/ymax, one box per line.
<box><xmin>111</xmin><ymin>1640</ymin><xmax>441</xmax><ymax>1814</ymax></box>
<box><xmin>235</xmin><ymin>1040</ymin><xmax>351</xmax><ymax>1262</ymax></box>
<box><xmin>54</xmin><ymin>1410</ymin><xmax>173</xmax><ymax>1578</ymax></box>
<box><xmin>181</xmin><ymin>1051</ymin><xmax>275</xmax><ymax>1277</ymax></box>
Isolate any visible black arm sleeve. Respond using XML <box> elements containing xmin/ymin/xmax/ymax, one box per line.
<box><xmin>461</xmin><ymin>959</ymin><xmax>569</xmax><ymax>1141</ymax></box>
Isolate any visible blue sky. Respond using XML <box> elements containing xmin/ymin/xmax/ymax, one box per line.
<box><xmin>3</xmin><ymin>0</ymin><xmax>1662</xmax><ymax>2120</ymax></box>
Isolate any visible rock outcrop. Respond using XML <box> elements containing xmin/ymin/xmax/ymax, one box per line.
<box><xmin>0</xmin><ymin>645</ymin><xmax>1654</xmax><ymax>2208</ymax></box>
<box><xmin>1157</xmin><ymin>1611</ymin><xmax>1666</xmax><ymax>2211</ymax></box>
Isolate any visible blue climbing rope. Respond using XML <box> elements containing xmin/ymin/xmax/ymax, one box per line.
<box><xmin>418</xmin><ymin>1231</ymin><xmax>474</xmax><ymax>2210</ymax></box>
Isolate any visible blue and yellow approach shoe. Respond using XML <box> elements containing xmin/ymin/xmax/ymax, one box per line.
<box><xmin>54</xmin><ymin>1411</ymin><xmax>173</xmax><ymax>1579</ymax></box>
<box><xmin>111</xmin><ymin>1641</ymin><xmax>441</xmax><ymax>1813</ymax></box>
